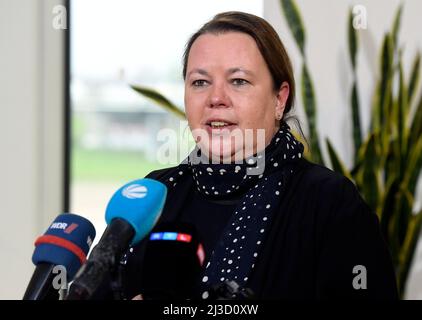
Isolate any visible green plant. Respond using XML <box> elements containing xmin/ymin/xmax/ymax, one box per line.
<box><xmin>279</xmin><ymin>0</ymin><xmax>422</xmax><ymax>297</ymax></box>
<box><xmin>130</xmin><ymin>85</ymin><xmax>186</xmax><ymax>119</ymax></box>
<box><xmin>280</xmin><ymin>0</ymin><xmax>323</xmax><ymax>164</ymax></box>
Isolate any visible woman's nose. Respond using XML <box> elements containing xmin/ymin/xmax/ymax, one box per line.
<box><xmin>208</xmin><ymin>83</ymin><xmax>229</xmax><ymax>107</ymax></box>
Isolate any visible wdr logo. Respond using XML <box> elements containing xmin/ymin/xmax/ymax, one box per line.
<box><xmin>122</xmin><ymin>184</ymin><xmax>148</xmax><ymax>199</ymax></box>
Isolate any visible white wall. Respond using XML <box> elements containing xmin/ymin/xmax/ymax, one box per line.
<box><xmin>0</xmin><ymin>0</ymin><xmax>65</xmax><ymax>299</ymax></box>
<box><xmin>264</xmin><ymin>0</ymin><xmax>422</xmax><ymax>299</ymax></box>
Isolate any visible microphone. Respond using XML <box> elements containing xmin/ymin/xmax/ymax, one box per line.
<box><xmin>208</xmin><ymin>280</ymin><xmax>255</xmax><ymax>300</ymax></box>
<box><xmin>23</xmin><ymin>213</ymin><xmax>96</xmax><ymax>300</ymax></box>
<box><xmin>66</xmin><ymin>178</ymin><xmax>167</xmax><ymax>300</ymax></box>
<box><xmin>140</xmin><ymin>222</ymin><xmax>205</xmax><ymax>300</ymax></box>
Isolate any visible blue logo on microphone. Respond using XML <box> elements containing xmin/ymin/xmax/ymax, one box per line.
<box><xmin>122</xmin><ymin>184</ymin><xmax>148</xmax><ymax>199</ymax></box>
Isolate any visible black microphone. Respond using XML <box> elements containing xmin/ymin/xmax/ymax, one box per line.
<box><xmin>66</xmin><ymin>178</ymin><xmax>167</xmax><ymax>300</ymax></box>
<box><xmin>23</xmin><ymin>213</ymin><xmax>96</xmax><ymax>300</ymax></box>
<box><xmin>140</xmin><ymin>222</ymin><xmax>205</xmax><ymax>300</ymax></box>
<box><xmin>208</xmin><ymin>280</ymin><xmax>255</xmax><ymax>300</ymax></box>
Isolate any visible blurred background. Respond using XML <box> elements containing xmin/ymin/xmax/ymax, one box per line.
<box><xmin>1</xmin><ymin>0</ymin><xmax>421</xmax><ymax>299</ymax></box>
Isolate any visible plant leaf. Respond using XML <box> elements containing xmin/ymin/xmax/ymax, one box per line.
<box><xmin>348</xmin><ymin>7</ymin><xmax>358</xmax><ymax>70</ymax></box>
<box><xmin>384</xmin><ymin>137</ymin><xmax>398</xmax><ymax>190</ymax></box>
<box><xmin>326</xmin><ymin>138</ymin><xmax>352</xmax><ymax>180</ymax></box>
<box><xmin>380</xmin><ymin>34</ymin><xmax>394</xmax><ymax>128</ymax></box>
<box><xmin>391</xmin><ymin>3</ymin><xmax>403</xmax><ymax>52</ymax></box>
<box><xmin>389</xmin><ymin>187</ymin><xmax>413</xmax><ymax>261</ymax></box>
<box><xmin>348</xmin><ymin>8</ymin><xmax>362</xmax><ymax>162</ymax></box>
<box><xmin>130</xmin><ymin>85</ymin><xmax>186</xmax><ymax>119</ymax></box>
<box><xmin>397</xmin><ymin>60</ymin><xmax>409</xmax><ymax>173</ymax></box>
<box><xmin>408</xmin><ymin>92</ymin><xmax>422</xmax><ymax>150</ymax></box>
<box><xmin>371</xmin><ymin>34</ymin><xmax>393</xmax><ymax>133</ymax></box>
<box><xmin>351</xmin><ymin>81</ymin><xmax>362</xmax><ymax>162</ymax></box>
<box><xmin>280</xmin><ymin>0</ymin><xmax>306</xmax><ymax>56</ymax></box>
<box><xmin>405</xmin><ymin>135</ymin><xmax>422</xmax><ymax>197</ymax></box>
<box><xmin>408</xmin><ymin>51</ymin><xmax>421</xmax><ymax>105</ymax></box>
<box><xmin>374</xmin><ymin>34</ymin><xmax>394</xmax><ymax>164</ymax></box>
<box><xmin>354</xmin><ymin>133</ymin><xmax>383</xmax><ymax>214</ymax></box>
<box><xmin>397</xmin><ymin>210</ymin><xmax>422</xmax><ymax>297</ymax></box>
<box><xmin>301</xmin><ymin>63</ymin><xmax>323</xmax><ymax>164</ymax></box>
<box><xmin>380</xmin><ymin>177</ymin><xmax>399</xmax><ymax>246</ymax></box>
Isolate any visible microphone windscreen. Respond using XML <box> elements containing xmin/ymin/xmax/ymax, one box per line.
<box><xmin>105</xmin><ymin>178</ymin><xmax>167</xmax><ymax>245</ymax></box>
<box><xmin>32</xmin><ymin>213</ymin><xmax>96</xmax><ymax>280</ymax></box>
<box><xmin>141</xmin><ymin>222</ymin><xmax>205</xmax><ymax>299</ymax></box>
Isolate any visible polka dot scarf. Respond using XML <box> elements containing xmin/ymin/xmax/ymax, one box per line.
<box><xmin>164</xmin><ymin>122</ymin><xmax>304</xmax><ymax>299</ymax></box>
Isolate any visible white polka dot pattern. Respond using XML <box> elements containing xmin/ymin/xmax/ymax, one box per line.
<box><xmin>155</xmin><ymin>122</ymin><xmax>304</xmax><ymax>300</ymax></box>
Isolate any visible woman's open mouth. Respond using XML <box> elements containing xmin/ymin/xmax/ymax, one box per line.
<box><xmin>205</xmin><ymin>120</ymin><xmax>238</xmax><ymax>135</ymax></box>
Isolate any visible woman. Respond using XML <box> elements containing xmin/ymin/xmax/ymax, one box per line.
<box><xmin>120</xmin><ymin>11</ymin><xmax>398</xmax><ymax>300</ymax></box>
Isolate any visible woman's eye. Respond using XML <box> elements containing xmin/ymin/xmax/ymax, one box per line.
<box><xmin>231</xmin><ymin>78</ymin><xmax>248</xmax><ymax>86</ymax></box>
<box><xmin>192</xmin><ymin>80</ymin><xmax>208</xmax><ymax>87</ymax></box>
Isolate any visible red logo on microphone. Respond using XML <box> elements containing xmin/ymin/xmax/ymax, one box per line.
<box><xmin>176</xmin><ymin>233</ymin><xmax>192</xmax><ymax>242</ymax></box>
<box><xmin>64</xmin><ymin>223</ymin><xmax>78</xmax><ymax>234</ymax></box>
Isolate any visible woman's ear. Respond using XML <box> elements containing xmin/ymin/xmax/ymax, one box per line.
<box><xmin>275</xmin><ymin>81</ymin><xmax>290</xmax><ymax>120</ymax></box>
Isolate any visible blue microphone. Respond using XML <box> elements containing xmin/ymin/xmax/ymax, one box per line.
<box><xmin>66</xmin><ymin>178</ymin><xmax>167</xmax><ymax>300</ymax></box>
<box><xmin>23</xmin><ymin>213</ymin><xmax>96</xmax><ymax>300</ymax></box>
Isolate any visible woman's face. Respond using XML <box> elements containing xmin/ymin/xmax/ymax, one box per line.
<box><xmin>184</xmin><ymin>32</ymin><xmax>289</xmax><ymax>162</ymax></box>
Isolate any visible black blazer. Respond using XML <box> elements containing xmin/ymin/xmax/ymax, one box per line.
<box><xmin>121</xmin><ymin>158</ymin><xmax>398</xmax><ymax>300</ymax></box>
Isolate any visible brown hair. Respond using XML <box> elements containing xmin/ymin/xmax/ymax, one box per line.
<box><xmin>182</xmin><ymin>11</ymin><xmax>296</xmax><ymax>118</ymax></box>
